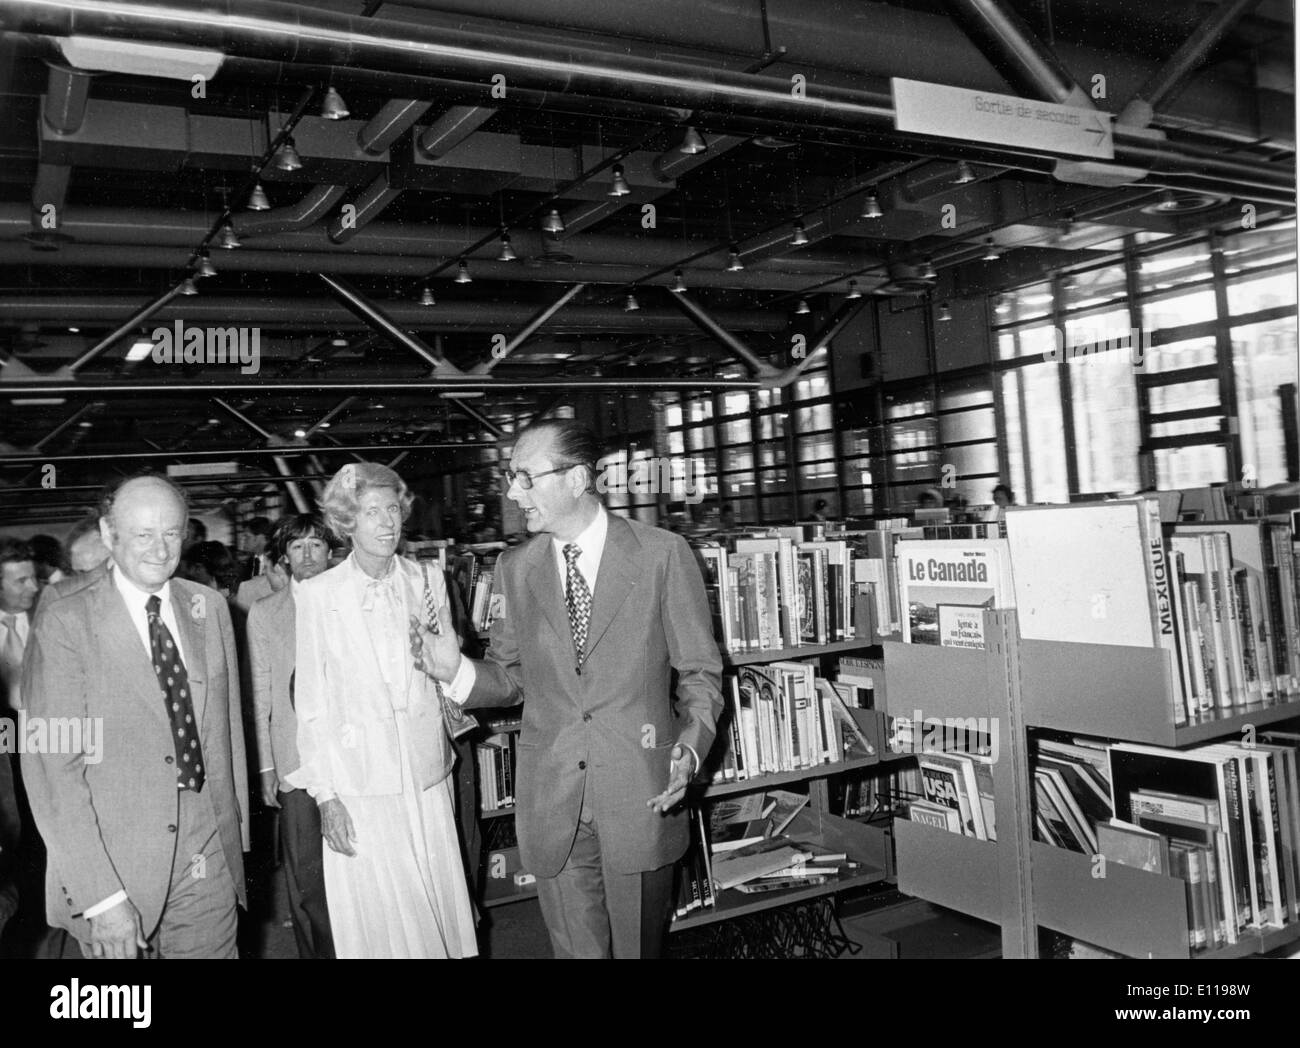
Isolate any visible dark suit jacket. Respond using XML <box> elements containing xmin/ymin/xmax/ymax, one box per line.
<box><xmin>20</xmin><ymin>569</ymin><xmax>249</xmax><ymax>940</ymax></box>
<box><xmin>462</xmin><ymin>513</ymin><xmax>723</xmax><ymax>877</ymax></box>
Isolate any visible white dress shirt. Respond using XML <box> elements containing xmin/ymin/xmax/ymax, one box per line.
<box><xmin>85</xmin><ymin>566</ymin><xmax>191</xmax><ymax>920</ymax></box>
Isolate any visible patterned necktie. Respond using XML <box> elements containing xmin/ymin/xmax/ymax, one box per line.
<box><xmin>563</xmin><ymin>543</ymin><xmax>592</xmax><ymax>665</ymax></box>
<box><xmin>146</xmin><ymin>595</ymin><xmax>205</xmax><ymax>792</ymax></box>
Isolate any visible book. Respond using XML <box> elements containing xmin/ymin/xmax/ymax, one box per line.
<box><xmin>921</xmin><ymin>758</ymin><xmax>977</xmax><ymax>837</ymax></box>
<box><xmin>895</xmin><ymin>539</ymin><xmax>1014</xmax><ymax>648</ymax></box>
<box><xmin>1004</xmin><ymin>502</ymin><xmax>1155</xmax><ymax>647</ymax></box>
<box><xmin>1097</xmin><ymin>820</ymin><xmax>1169</xmax><ymax>873</ymax></box>
<box><xmin>711</xmin><ymin>845</ymin><xmax>808</xmax><ymax>890</ymax></box>
<box><xmin>909</xmin><ymin>799</ymin><xmax>962</xmax><ymax>832</ymax></box>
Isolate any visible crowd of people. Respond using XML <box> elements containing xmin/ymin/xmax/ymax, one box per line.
<box><xmin>0</xmin><ymin>418</ymin><xmax>723</xmax><ymax>960</ymax></box>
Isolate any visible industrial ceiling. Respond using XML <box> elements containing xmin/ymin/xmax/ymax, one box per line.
<box><xmin>0</xmin><ymin>0</ymin><xmax>1294</xmax><ymax>522</ymax></box>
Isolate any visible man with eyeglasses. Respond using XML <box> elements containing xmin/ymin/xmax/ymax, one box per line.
<box><xmin>412</xmin><ymin>419</ymin><xmax>722</xmax><ymax>958</ymax></box>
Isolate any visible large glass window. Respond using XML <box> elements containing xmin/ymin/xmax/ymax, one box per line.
<box><xmin>1233</xmin><ymin>316</ymin><xmax>1299</xmax><ymax>487</ymax></box>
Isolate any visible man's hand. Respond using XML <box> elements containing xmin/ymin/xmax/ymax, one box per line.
<box><xmin>259</xmin><ymin>770</ymin><xmax>281</xmax><ymax>809</ymax></box>
<box><xmin>647</xmin><ymin>745</ymin><xmax>695</xmax><ymax>815</ymax></box>
<box><xmin>87</xmin><ymin>898</ymin><xmax>148</xmax><ymax>959</ymax></box>
<box><xmin>409</xmin><ymin>605</ymin><xmax>462</xmax><ymax>683</ymax></box>
<box><xmin>319</xmin><ymin>797</ymin><xmax>357</xmax><ymax>857</ymax></box>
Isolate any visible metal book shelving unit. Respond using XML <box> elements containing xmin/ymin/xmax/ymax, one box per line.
<box><xmin>889</xmin><ymin>609</ymin><xmax>1300</xmax><ymax>959</ymax></box>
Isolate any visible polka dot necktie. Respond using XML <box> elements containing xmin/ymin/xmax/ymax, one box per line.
<box><xmin>563</xmin><ymin>543</ymin><xmax>591</xmax><ymax>667</ymax></box>
<box><xmin>146</xmin><ymin>595</ymin><xmax>205</xmax><ymax>792</ymax></box>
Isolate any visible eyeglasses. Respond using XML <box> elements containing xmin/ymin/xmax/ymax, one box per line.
<box><xmin>502</xmin><ymin>463</ymin><xmax>578</xmax><ymax>491</ymax></box>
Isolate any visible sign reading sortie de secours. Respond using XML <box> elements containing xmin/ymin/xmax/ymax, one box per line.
<box><xmin>891</xmin><ymin>78</ymin><xmax>1115</xmax><ymax>161</ymax></box>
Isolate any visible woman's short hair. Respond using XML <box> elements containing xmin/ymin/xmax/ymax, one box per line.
<box><xmin>321</xmin><ymin>462</ymin><xmax>413</xmax><ymax>537</ymax></box>
<box><xmin>269</xmin><ymin>513</ymin><xmax>331</xmax><ymax>564</ymax></box>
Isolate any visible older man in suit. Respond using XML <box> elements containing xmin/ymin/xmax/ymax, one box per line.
<box><xmin>416</xmin><ymin>420</ymin><xmax>722</xmax><ymax>958</ymax></box>
<box><xmin>247</xmin><ymin>513</ymin><xmax>333</xmax><ymax>958</ymax></box>
<box><xmin>21</xmin><ymin>474</ymin><xmax>249</xmax><ymax>959</ymax></box>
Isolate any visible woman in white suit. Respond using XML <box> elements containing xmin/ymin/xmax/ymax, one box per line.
<box><xmin>286</xmin><ymin>462</ymin><xmax>476</xmax><ymax>958</ymax></box>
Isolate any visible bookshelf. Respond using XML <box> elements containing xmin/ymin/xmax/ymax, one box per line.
<box><xmin>887</xmin><ymin>609</ymin><xmax>1300</xmax><ymax>959</ymax></box>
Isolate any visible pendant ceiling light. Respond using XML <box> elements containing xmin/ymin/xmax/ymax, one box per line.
<box><xmin>791</xmin><ymin>221</ymin><xmax>809</xmax><ymax>247</ymax></box>
<box><xmin>196</xmin><ymin>251</ymin><xmax>217</xmax><ymax>278</ymax></box>
<box><xmin>246</xmin><ymin>182</ymin><xmax>270</xmax><ymax>211</ymax></box>
<box><xmin>274</xmin><ymin>137</ymin><xmax>302</xmax><ymax>172</ymax></box>
<box><xmin>623</xmin><ymin>291</ymin><xmax>640</xmax><ymax>312</ymax></box>
<box><xmin>179</xmin><ymin>276</ymin><xmax>198</xmax><ymax>296</ymax></box>
<box><xmin>455</xmin><ymin>259</ymin><xmax>472</xmax><ymax>284</ymax></box>
<box><xmin>937</xmin><ymin>302</ymin><xmax>953</xmax><ymax>322</ymax></box>
<box><xmin>846</xmin><ymin>279</ymin><xmax>862</xmax><ymax>300</ymax></box>
<box><xmin>982</xmin><ymin>238</ymin><xmax>1000</xmax><ymax>262</ymax></box>
<box><xmin>795</xmin><ymin>298</ymin><xmax>811</xmax><ymax>315</ymax></box>
<box><xmin>953</xmin><ymin>160</ymin><xmax>975</xmax><ymax>184</ymax></box>
<box><xmin>860</xmin><ymin>193</ymin><xmax>883</xmax><ymax>220</ymax></box>
<box><xmin>498</xmin><ymin>232</ymin><xmax>517</xmax><ymax>262</ymax></box>
<box><xmin>726</xmin><ymin>245</ymin><xmax>744</xmax><ymax>272</ymax></box>
<box><xmin>919</xmin><ymin>256</ymin><xmax>937</xmax><ymax>280</ymax></box>
<box><xmin>541</xmin><ymin>208</ymin><xmax>565</xmax><ymax>235</ymax></box>
<box><xmin>670</xmin><ymin>269</ymin><xmax>687</xmax><ymax>293</ymax></box>
<box><xmin>419</xmin><ymin>286</ymin><xmax>436</xmax><ymax>306</ymax></box>
<box><xmin>679</xmin><ymin>125</ymin><xmax>707</xmax><ymax>155</ymax></box>
<box><xmin>608</xmin><ymin>163</ymin><xmax>631</xmax><ymax>197</ymax></box>
<box><xmin>216</xmin><ymin>221</ymin><xmax>240</xmax><ymax>250</ymax></box>
<box><xmin>321</xmin><ymin>86</ymin><xmax>350</xmax><ymax>120</ymax></box>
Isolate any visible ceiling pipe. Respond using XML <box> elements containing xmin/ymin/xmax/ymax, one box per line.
<box><xmin>940</xmin><ymin>0</ymin><xmax>1093</xmax><ymax>107</ymax></box>
<box><xmin>4</xmin><ymin>0</ymin><xmax>1278</xmax><ymax>199</ymax></box>
<box><xmin>0</xmin><ymin>241</ymin><xmax>854</xmax><ymax>294</ymax></box>
<box><xmin>0</xmin><ymin>206</ymin><xmax>866</xmax><ymax>277</ymax></box>
<box><xmin>473</xmin><ymin>283</ymin><xmax>586</xmax><ymax>375</ymax></box>
<box><xmin>1118</xmin><ymin>0</ymin><xmax>1264</xmax><ymax>128</ymax></box>
<box><xmin>29</xmin><ymin>63</ymin><xmax>93</xmax><ymax>240</ymax></box>
<box><xmin>0</xmin><ymin>441</ymin><xmax>496</xmax><ymax>465</ymax></box>
<box><xmin>0</xmin><ymin>293</ymin><xmax>786</xmax><ymax>332</ymax></box>
<box><xmin>325</xmin><ymin>99</ymin><xmax>438</xmax><ymax>244</ymax></box>
<box><xmin>237</xmin><ymin>183</ymin><xmax>348</xmax><ymax>237</ymax></box>
<box><xmin>664</xmin><ymin>290</ymin><xmax>783</xmax><ymax>379</ymax></box>
<box><xmin>0</xmin><ymin>378</ymin><xmax>762</xmax><ymax>397</ymax></box>
<box><xmin>776</xmin><ymin>297</ymin><xmax>869</xmax><ymax>385</ymax></box>
<box><xmin>311</xmin><ymin>0</ymin><xmax>1287</xmax><ymax>142</ymax></box>
<box><xmin>317</xmin><ymin>273</ymin><xmax>467</xmax><ymax>375</ymax></box>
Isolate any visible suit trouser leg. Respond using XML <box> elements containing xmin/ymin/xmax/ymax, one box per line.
<box><xmin>278</xmin><ymin>787</ymin><xmax>334</xmax><ymax>959</ymax></box>
<box><xmin>151</xmin><ymin>787</ymin><xmax>238</xmax><ymax>960</ymax></box>
<box><xmin>535</xmin><ymin>793</ymin><xmax>609</xmax><ymax>959</ymax></box>
<box><xmin>534</xmin><ymin>789</ymin><xmax>675</xmax><ymax>960</ymax></box>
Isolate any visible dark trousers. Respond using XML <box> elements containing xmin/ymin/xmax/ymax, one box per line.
<box><xmin>279</xmin><ymin>787</ymin><xmax>334</xmax><ymax>959</ymax></box>
<box><xmin>534</xmin><ymin>788</ymin><xmax>674</xmax><ymax>959</ymax></box>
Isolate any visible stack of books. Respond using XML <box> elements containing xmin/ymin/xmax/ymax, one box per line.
<box><xmin>475</xmin><ymin>732</ymin><xmax>517</xmax><ymax>813</ymax></box>
<box><xmin>1004</xmin><ymin>499</ymin><xmax>1300</xmax><ymax>725</ymax></box>
<box><xmin>705</xmin><ymin>664</ymin><xmax>875</xmax><ymax>783</ymax></box>
<box><xmin>1031</xmin><ymin>732</ymin><xmax>1300</xmax><ymax>952</ymax></box>
<box><xmin>672</xmin><ymin>791</ymin><xmax>860</xmax><ymax>919</ymax></box>
<box><xmin>694</xmin><ymin>529</ymin><xmax>861</xmax><ymax>653</ymax></box>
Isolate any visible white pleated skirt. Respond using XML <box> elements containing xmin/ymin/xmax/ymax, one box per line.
<box><xmin>323</xmin><ymin>711</ymin><xmax>478</xmax><ymax>959</ymax></box>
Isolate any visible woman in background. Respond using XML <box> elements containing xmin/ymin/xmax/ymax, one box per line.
<box><xmin>287</xmin><ymin>462</ymin><xmax>476</xmax><ymax>958</ymax></box>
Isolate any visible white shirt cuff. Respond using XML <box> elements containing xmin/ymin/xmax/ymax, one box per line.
<box><xmin>444</xmin><ymin>654</ymin><xmax>476</xmax><ymax>705</ymax></box>
<box><xmin>83</xmin><ymin>890</ymin><xmax>128</xmax><ymax>920</ymax></box>
<box><xmin>682</xmin><ymin>743</ymin><xmax>701</xmax><ymax>778</ymax></box>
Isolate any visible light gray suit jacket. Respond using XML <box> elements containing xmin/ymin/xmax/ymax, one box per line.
<box><xmin>246</xmin><ymin>583</ymin><xmax>299</xmax><ymax>784</ymax></box>
<box><xmin>20</xmin><ymin>569</ymin><xmax>249</xmax><ymax>940</ymax></box>
<box><xmin>462</xmin><ymin>513</ymin><xmax>723</xmax><ymax>878</ymax></box>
